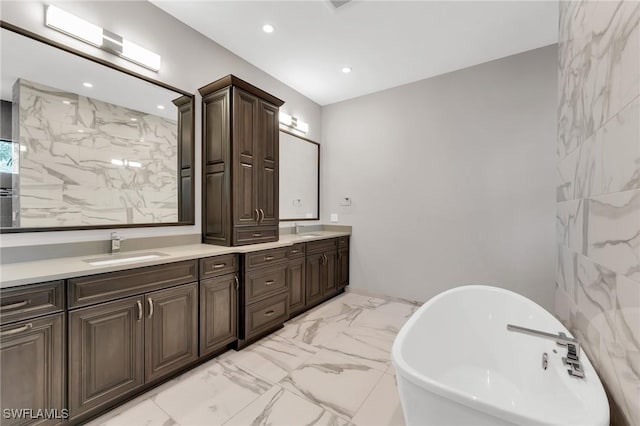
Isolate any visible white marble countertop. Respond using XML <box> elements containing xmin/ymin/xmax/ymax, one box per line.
<box><xmin>0</xmin><ymin>231</ymin><xmax>350</xmax><ymax>289</ymax></box>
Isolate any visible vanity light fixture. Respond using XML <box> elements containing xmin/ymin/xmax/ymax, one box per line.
<box><xmin>279</xmin><ymin>112</ymin><xmax>309</xmax><ymax>134</ymax></box>
<box><xmin>45</xmin><ymin>5</ymin><xmax>162</xmax><ymax>72</ymax></box>
<box><xmin>262</xmin><ymin>24</ymin><xmax>275</xmax><ymax>33</ymax></box>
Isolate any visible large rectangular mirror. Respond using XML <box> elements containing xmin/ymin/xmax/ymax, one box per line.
<box><xmin>0</xmin><ymin>24</ymin><xmax>195</xmax><ymax>232</ymax></box>
<box><xmin>279</xmin><ymin>129</ymin><xmax>319</xmax><ymax>221</ymax></box>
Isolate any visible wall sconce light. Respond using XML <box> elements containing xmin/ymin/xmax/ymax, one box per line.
<box><xmin>45</xmin><ymin>5</ymin><xmax>162</xmax><ymax>72</ymax></box>
<box><xmin>279</xmin><ymin>112</ymin><xmax>309</xmax><ymax>134</ymax></box>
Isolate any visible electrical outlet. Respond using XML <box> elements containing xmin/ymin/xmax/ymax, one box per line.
<box><xmin>330</xmin><ymin>213</ymin><xmax>338</xmax><ymax>222</ymax></box>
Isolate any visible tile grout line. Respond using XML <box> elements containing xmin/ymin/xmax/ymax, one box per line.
<box><xmin>349</xmin><ymin>366</ymin><xmax>389</xmax><ymax>425</ymax></box>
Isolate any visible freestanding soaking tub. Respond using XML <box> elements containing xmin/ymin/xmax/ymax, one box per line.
<box><xmin>391</xmin><ymin>285</ymin><xmax>609</xmax><ymax>426</ymax></box>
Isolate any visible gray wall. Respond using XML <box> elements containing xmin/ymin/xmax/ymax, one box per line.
<box><xmin>321</xmin><ymin>45</ymin><xmax>558</xmax><ymax>310</ymax></box>
<box><xmin>0</xmin><ymin>0</ymin><xmax>321</xmax><ymax>247</ymax></box>
<box><xmin>555</xmin><ymin>1</ymin><xmax>640</xmax><ymax>424</ymax></box>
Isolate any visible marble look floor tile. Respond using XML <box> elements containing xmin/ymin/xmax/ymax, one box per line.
<box><xmin>352</xmin><ymin>374</ymin><xmax>405</xmax><ymax>426</ymax></box>
<box><xmin>320</xmin><ymin>326</ymin><xmax>395</xmax><ymax>372</ymax></box>
<box><xmin>152</xmin><ymin>359</ymin><xmax>272</xmax><ymax>425</ymax></box>
<box><xmin>224</xmin><ymin>385</ymin><xmax>350</xmax><ymax>426</ymax></box>
<box><xmin>223</xmin><ymin>335</ymin><xmax>319</xmax><ymax>384</ymax></box>
<box><xmin>279</xmin><ymin>349</ymin><xmax>385</xmax><ymax>419</ymax></box>
<box><xmin>86</xmin><ymin>399</ymin><xmax>177</xmax><ymax>426</ymax></box>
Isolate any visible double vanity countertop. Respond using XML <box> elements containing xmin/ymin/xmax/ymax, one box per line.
<box><xmin>0</xmin><ymin>230</ymin><xmax>351</xmax><ymax>289</ymax></box>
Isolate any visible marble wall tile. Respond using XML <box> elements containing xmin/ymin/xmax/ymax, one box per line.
<box><xmin>557</xmin><ymin>3</ymin><xmax>640</xmax><ymax>423</ymax></box>
<box><xmin>587</xmin><ymin>189</ymin><xmax>640</xmax><ymax>282</ymax></box>
<box><xmin>13</xmin><ymin>79</ymin><xmax>179</xmax><ymax>227</ymax></box>
<box><xmin>556</xmin><ymin>198</ymin><xmax>586</xmax><ymax>254</ymax></box>
<box><xmin>602</xmin><ymin>97</ymin><xmax>640</xmax><ymax>194</ymax></box>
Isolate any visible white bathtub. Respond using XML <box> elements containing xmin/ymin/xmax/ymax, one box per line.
<box><xmin>391</xmin><ymin>285</ymin><xmax>609</xmax><ymax>426</ymax></box>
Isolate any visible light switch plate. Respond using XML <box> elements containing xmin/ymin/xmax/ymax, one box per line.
<box><xmin>330</xmin><ymin>213</ymin><xmax>339</xmax><ymax>222</ymax></box>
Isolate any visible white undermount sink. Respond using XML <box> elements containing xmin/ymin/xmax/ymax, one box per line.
<box><xmin>83</xmin><ymin>252</ymin><xmax>168</xmax><ymax>266</ymax></box>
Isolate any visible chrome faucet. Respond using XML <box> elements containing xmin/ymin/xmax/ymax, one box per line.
<box><xmin>110</xmin><ymin>232</ymin><xmax>121</xmax><ymax>254</ymax></box>
<box><xmin>507</xmin><ymin>324</ymin><xmax>584</xmax><ymax>378</ymax></box>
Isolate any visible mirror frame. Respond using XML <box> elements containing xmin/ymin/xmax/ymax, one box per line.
<box><xmin>0</xmin><ymin>21</ymin><xmax>196</xmax><ymax>233</ymax></box>
<box><xmin>279</xmin><ymin>128</ymin><xmax>320</xmax><ymax>222</ymax></box>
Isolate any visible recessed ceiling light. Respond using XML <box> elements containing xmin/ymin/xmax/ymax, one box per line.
<box><xmin>342</xmin><ymin>67</ymin><xmax>352</xmax><ymax>74</ymax></box>
<box><xmin>62</xmin><ymin>100</ymin><xmax>71</xmax><ymax>105</ymax></box>
<box><xmin>83</xmin><ymin>82</ymin><xmax>93</xmax><ymax>88</ymax></box>
<box><xmin>130</xmin><ymin>118</ymin><xmax>138</xmax><ymax>121</ymax></box>
<box><xmin>262</xmin><ymin>24</ymin><xmax>274</xmax><ymax>33</ymax></box>
<box><xmin>77</xmin><ymin>129</ymin><xmax>84</xmax><ymax>133</ymax></box>
<box><xmin>157</xmin><ymin>105</ymin><xmax>165</xmax><ymax>110</ymax></box>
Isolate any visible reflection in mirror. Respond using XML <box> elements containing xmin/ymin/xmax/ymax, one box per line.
<box><xmin>0</xmin><ymin>26</ymin><xmax>194</xmax><ymax>231</ymax></box>
<box><xmin>279</xmin><ymin>130</ymin><xmax>319</xmax><ymax>221</ymax></box>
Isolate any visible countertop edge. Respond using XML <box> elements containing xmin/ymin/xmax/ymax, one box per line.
<box><xmin>0</xmin><ymin>232</ymin><xmax>351</xmax><ymax>289</ymax></box>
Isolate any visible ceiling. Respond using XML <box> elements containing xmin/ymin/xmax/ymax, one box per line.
<box><xmin>152</xmin><ymin>1</ymin><xmax>558</xmax><ymax>106</ymax></box>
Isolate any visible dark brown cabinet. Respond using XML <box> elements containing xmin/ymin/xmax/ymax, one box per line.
<box><xmin>200</xmin><ymin>273</ymin><xmax>238</xmax><ymax>357</ymax></box>
<box><xmin>145</xmin><ymin>283</ymin><xmax>198</xmax><ymax>382</ymax></box>
<box><xmin>0</xmin><ymin>313</ymin><xmax>65</xmax><ymax>426</ymax></box>
<box><xmin>305</xmin><ymin>253</ymin><xmax>324</xmax><ymax>307</ymax></box>
<box><xmin>306</xmin><ymin>239</ymin><xmax>340</xmax><ymax>308</ymax></box>
<box><xmin>338</xmin><ymin>237</ymin><xmax>350</xmax><ymax>290</ymax></box>
<box><xmin>69</xmin><ymin>296</ymin><xmax>144</xmax><ymax>420</ymax></box>
<box><xmin>287</xmin><ymin>256</ymin><xmax>306</xmax><ymax>316</ymax></box>
<box><xmin>200</xmin><ymin>75</ymin><xmax>284</xmax><ymax>246</ymax></box>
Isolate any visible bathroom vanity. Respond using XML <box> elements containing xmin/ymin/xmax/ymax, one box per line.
<box><xmin>0</xmin><ymin>232</ymin><xmax>350</xmax><ymax>425</ymax></box>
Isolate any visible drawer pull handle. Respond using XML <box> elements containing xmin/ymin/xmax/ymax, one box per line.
<box><xmin>0</xmin><ymin>300</ymin><xmax>29</xmax><ymax>311</ymax></box>
<box><xmin>291</xmin><ymin>250</ymin><xmax>300</xmax><ymax>254</ymax></box>
<box><xmin>254</xmin><ymin>209</ymin><xmax>259</xmax><ymax>221</ymax></box>
<box><xmin>264</xmin><ymin>310</ymin><xmax>275</xmax><ymax>317</ymax></box>
<box><xmin>1</xmin><ymin>323</ymin><xmax>32</xmax><ymax>336</ymax></box>
<box><xmin>265</xmin><ymin>280</ymin><xmax>275</xmax><ymax>286</ymax></box>
<box><xmin>148</xmin><ymin>298</ymin><xmax>154</xmax><ymax>319</ymax></box>
<box><xmin>234</xmin><ymin>275</ymin><xmax>239</xmax><ymax>291</ymax></box>
<box><xmin>264</xmin><ymin>256</ymin><xmax>274</xmax><ymax>261</ymax></box>
<box><xmin>253</xmin><ymin>233</ymin><xmax>263</xmax><ymax>237</ymax></box>
<box><xmin>212</xmin><ymin>263</ymin><xmax>226</xmax><ymax>269</ymax></box>
<box><xmin>137</xmin><ymin>301</ymin><xmax>143</xmax><ymax>321</ymax></box>
<box><xmin>259</xmin><ymin>209</ymin><xmax>265</xmax><ymax>223</ymax></box>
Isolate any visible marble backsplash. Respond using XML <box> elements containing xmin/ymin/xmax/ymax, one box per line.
<box><xmin>555</xmin><ymin>1</ymin><xmax>640</xmax><ymax>424</ymax></box>
<box><xmin>11</xmin><ymin>79</ymin><xmax>178</xmax><ymax>227</ymax></box>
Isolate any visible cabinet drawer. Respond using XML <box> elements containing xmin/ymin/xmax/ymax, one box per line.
<box><xmin>338</xmin><ymin>236</ymin><xmax>350</xmax><ymax>248</ymax></box>
<box><xmin>68</xmin><ymin>260</ymin><xmax>198</xmax><ymax>308</ymax></box>
<box><xmin>245</xmin><ymin>266</ymin><xmax>287</xmax><ymax>304</ymax></box>
<box><xmin>287</xmin><ymin>243</ymin><xmax>305</xmax><ymax>259</ymax></box>
<box><xmin>200</xmin><ymin>254</ymin><xmax>238</xmax><ymax>279</ymax></box>
<box><xmin>306</xmin><ymin>238</ymin><xmax>337</xmax><ymax>254</ymax></box>
<box><xmin>0</xmin><ymin>281</ymin><xmax>64</xmax><ymax>325</ymax></box>
<box><xmin>244</xmin><ymin>293</ymin><xmax>288</xmax><ymax>340</ymax></box>
<box><xmin>245</xmin><ymin>247</ymin><xmax>288</xmax><ymax>270</ymax></box>
<box><xmin>234</xmin><ymin>226</ymin><xmax>278</xmax><ymax>245</ymax></box>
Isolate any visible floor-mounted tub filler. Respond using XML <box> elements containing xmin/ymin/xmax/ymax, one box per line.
<box><xmin>391</xmin><ymin>285</ymin><xmax>609</xmax><ymax>426</ymax></box>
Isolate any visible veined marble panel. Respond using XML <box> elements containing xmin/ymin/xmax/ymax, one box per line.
<box><xmin>557</xmin><ymin>244</ymin><xmax>577</xmax><ymax>299</ymax></box>
<box><xmin>556</xmin><ymin>198</ymin><xmax>586</xmax><ymax>254</ymax></box>
<box><xmin>587</xmin><ymin>189</ymin><xmax>640</xmax><ymax>281</ymax></box>
<box><xmin>602</xmin><ymin>97</ymin><xmax>640</xmax><ymax>194</ymax></box>
<box><xmin>13</xmin><ymin>79</ymin><xmax>178</xmax><ymax>227</ymax></box>
<box><xmin>558</xmin><ymin>1</ymin><xmax>640</xmax><ymax>159</ymax></box>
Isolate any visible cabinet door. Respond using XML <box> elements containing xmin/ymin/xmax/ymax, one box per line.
<box><xmin>287</xmin><ymin>257</ymin><xmax>306</xmax><ymax>316</ymax></box>
<box><xmin>232</xmin><ymin>88</ymin><xmax>259</xmax><ymax>227</ymax></box>
<box><xmin>145</xmin><ymin>283</ymin><xmax>198</xmax><ymax>383</ymax></box>
<box><xmin>305</xmin><ymin>253</ymin><xmax>323</xmax><ymax>306</ymax></box>
<box><xmin>338</xmin><ymin>248</ymin><xmax>349</xmax><ymax>289</ymax></box>
<box><xmin>322</xmin><ymin>251</ymin><xmax>338</xmax><ymax>296</ymax></box>
<box><xmin>69</xmin><ymin>296</ymin><xmax>144</xmax><ymax>419</ymax></box>
<box><xmin>257</xmin><ymin>100</ymin><xmax>279</xmax><ymax>226</ymax></box>
<box><xmin>1</xmin><ymin>314</ymin><xmax>65</xmax><ymax>426</ymax></box>
<box><xmin>200</xmin><ymin>274</ymin><xmax>238</xmax><ymax>357</ymax></box>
